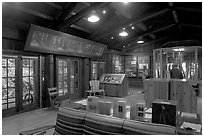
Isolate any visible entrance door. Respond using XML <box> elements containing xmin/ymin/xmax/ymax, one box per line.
<box><xmin>21</xmin><ymin>57</ymin><xmax>39</xmax><ymax>111</ymax></box>
<box><xmin>2</xmin><ymin>56</ymin><xmax>17</xmax><ymax>116</ymax></box>
<box><xmin>56</xmin><ymin>57</ymin><xmax>80</xmax><ymax>101</ymax></box>
<box><xmin>2</xmin><ymin>55</ymin><xmax>39</xmax><ymax>117</ymax></box>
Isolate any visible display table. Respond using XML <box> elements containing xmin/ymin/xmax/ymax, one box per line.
<box><xmin>99</xmin><ymin>74</ymin><xmax>129</xmax><ymax>97</ymax></box>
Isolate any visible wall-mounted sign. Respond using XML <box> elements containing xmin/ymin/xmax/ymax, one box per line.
<box><xmin>25</xmin><ymin>25</ymin><xmax>107</xmax><ymax>58</ymax></box>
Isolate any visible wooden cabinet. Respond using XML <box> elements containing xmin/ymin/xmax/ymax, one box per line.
<box><xmin>144</xmin><ymin>78</ymin><xmax>197</xmax><ymax>113</ymax></box>
<box><xmin>170</xmin><ymin>79</ymin><xmax>197</xmax><ymax>113</ymax></box>
<box><xmin>143</xmin><ymin>78</ymin><xmax>169</xmax><ymax>108</ymax></box>
<box><xmin>99</xmin><ymin>74</ymin><xmax>128</xmax><ymax>97</ymax></box>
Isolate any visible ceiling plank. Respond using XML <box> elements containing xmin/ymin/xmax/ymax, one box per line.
<box><xmin>58</xmin><ymin>2</ymin><xmax>111</xmax><ymax>30</ymax></box>
<box><xmin>3</xmin><ymin>3</ymin><xmax>55</xmax><ymax>21</ymax></box>
<box><xmin>89</xmin><ymin>8</ymin><xmax>171</xmax><ymax>40</ymax></box>
<box><xmin>136</xmin><ymin>23</ymin><xmax>156</xmax><ymax>39</ymax></box>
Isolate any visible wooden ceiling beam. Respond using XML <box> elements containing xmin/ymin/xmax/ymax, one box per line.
<box><xmin>3</xmin><ymin>3</ymin><xmax>55</xmax><ymax>21</ymax></box>
<box><xmin>90</xmin><ymin>8</ymin><xmax>171</xmax><ymax>40</ymax></box>
<box><xmin>45</xmin><ymin>2</ymin><xmax>63</xmax><ymax>10</ymax></box>
<box><xmin>52</xmin><ymin>3</ymin><xmax>78</xmax><ymax>29</ymax></box>
<box><xmin>58</xmin><ymin>2</ymin><xmax>111</xmax><ymax>30</ymax></box>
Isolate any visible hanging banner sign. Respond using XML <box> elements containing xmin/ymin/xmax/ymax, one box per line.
<box><xmin>25</xmin><ymin>25</ymin><xmax>107</xmax><ymax>58</ymax></box>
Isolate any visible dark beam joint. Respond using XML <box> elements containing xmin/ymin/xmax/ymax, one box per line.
<box><xmin>175</xmin><ymin>7</ymin><xmax>202</xmax><ymax>13</ymax></box>
<box><xmin>59</xmin><ymin>2</ymin><xmax>111</xmax><ymax>30</ymax></box>
<box><xmin>52</xmin><ymin>3</ymin><xmax>78</xmax><ymax>29</ymax></box>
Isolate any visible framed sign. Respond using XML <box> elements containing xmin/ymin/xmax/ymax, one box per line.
<box><xmin>25</xmin><ymin>25</ymin><xmax>107</xmax><ymax>58</ymax></box>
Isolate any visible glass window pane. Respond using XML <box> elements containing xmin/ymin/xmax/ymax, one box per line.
<box><xmin>8</xmin><ymin>78</ymin><xmax>15</xmax><ymax>87</ymax></box>
<box><xmin>2</xmin><ymin>78</ymin><xmax>7</xmax><ymax>89</ymax></box>
<box><xmin>8</xmin><ymin>98</ymin><xmax>15</xmax><ymax>103</ymax></box>
<box><xmin>30</xmin><ymin>60</ymin><xmax>34</xmax><ymax>67</ymax></box>
<box><xmin>30</xmin><ymin>68</ymin><xmax>34</xmax><ymax>76</ymax></box>
<box><xmin>63</xmin><ymin>68</ymin><xmax>67</xmax><ymax>73</ymax></box>
<box><xmin>23</xmin><ymin>68</ymin><xmax>30</xmax><ymax>76</ymax></box>
<box><xmin>58</xmin><ymin>75</ymin><xmax>63</xmax><ymax>81</ymax></box>
<box><xmin>30</xmin><ymin>77</ymin><xmax>34</xmax><ymax>86</ymax></box>
<box><xmin>8</xmin><ymin>59</ymin><xmax>15</xmax><ymax>67</ymax></box>
<box><xmin>2</xmin><ymin>67</ymin><xmax>7</xmax><ymax>77</ymax></box>
<box><xmin>23</xmin><ymin>59</ymin><xmax>29</xmax><ymax>67</ymax></box>
<box><xmin>8</xmin><ymin>68</ymin><xmax>15</xmax><ymax>77</ymax></box>
<box><xmin>58</xmin><ymin>60</ymin><xmax>63</xmax><ymax>66</ymax></box>
<box><xmin>2</xmin><ymin>104</ymin><xmax>7</xmax><ymax>110</ymax></box>
<box><xmin>2</xmin><ymin>58</ymin><xmax>7</xmax><ymax>66</ymax></box>
<box><xmin>63</xmin><ymin>60</ymin><xmax>67</xmax><ymax>67</ymax></box>
<box><xmin>64</xmin><ymin>82</ymin><xmax>67</xmax><ymax>87</ymax></box>
<box><xmin>8</xmin><ymin>88</ymin><xmax>15</xmax><ymax>98</ymax></box>
<box><xmin>2</xmin><ymin>88</ymin><xmax>7</xmax><ymax>99</ymax></box>
<box><xmin>23</xmin><ymin>77</ymin><xmax>30</xmax><ymax>96</ymax></box>
<box><xmin>59</xmin><ymin>67</ymin><xmax>63</xmax><ymax>74</ymax></box>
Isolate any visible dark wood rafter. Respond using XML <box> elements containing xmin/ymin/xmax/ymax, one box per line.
<box><xmin>2</xmin><ymin>3</ymin><xmax>55</xmax><ymax>21</ymax></box>
<box><xmin>114</xmin><ymin>24</ymin><xmax>176</xmax><ymax>50</ymax></box>
<box><xmin>168</xmin><ymin>2</ymin><xmax>181</xmax><ymax>31</ymax></box>
<box><xmin>89</xmin><ymin>8</ymin><xmax>171</xmax><ymax>41</ymax></box>
<box><xmin>181</xmin><ymin>24</ymin><xmax>202</xmax><ymax>29</ymax></box>
<box><xmin>52</xmin><ymin>3</ymin><xmax>78</xmax><ymax>29</ymax></box>
<box><xmin>58</xmin><ymin>2</ymin><xmax>111</xmax><ymax>30</ymax></box>
<box><xmin>175</xmin><ymin>6</ymin><xmax>202</xmax><ymax>13</ymax></box>
<box><xmin>136</xmin><ymin>23</ymin><xmax>156</xmax><ymax>39</ymax></box>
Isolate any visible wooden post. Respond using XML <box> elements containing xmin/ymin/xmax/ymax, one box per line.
<box><xmin>160</xmin><ymin>49</ymin><xmax>163</xmax><ymax>78</ymax></box>
<box><xmin>153</xmin><ymin>50</ymin><xmax>156</xmax><ymax>78</ymax></box>
<box><xmin>82</xmin><ymin>58</ymin><xmax>90</xmax><ymax>97</ymax></box>
<box><xmin>195</xmin><ymin>47</ymin><xmax>198</xmax><ymax>81</ymax></box>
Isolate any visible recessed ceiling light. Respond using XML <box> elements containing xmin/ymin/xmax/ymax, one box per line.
<box><xmin>131</xmin><ymin>26</ymin><xmax>135</xmax><ymax>29</ymax></box>
<box><xmin>103</xmin><ymin>10</ymin><xmax>106</xmax><ymax>14</ymax></box>
<box><xmin>119</xmin><ymin>29</ymin><xmax>128</xmax><ymax>37</ymax></box>
<box><xmin>111</xmin><ymin>37</ymin><xmax>114</xmax><ymax>39</ymax></box>
<box><xmin>137</xmin><ymin>40</ymin><xmax>144</xmax><ymax>44</ymax></box>
<box><xmin>88</xmin><ymin>15</ymin><xmax>100</xmax><ymax>22</ymax></box>
<box><xmin>123</xmin><ymin>45</ymin><xmax>126</xmax><ymax>48</ymax></box>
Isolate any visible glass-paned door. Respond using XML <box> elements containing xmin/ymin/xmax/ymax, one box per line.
<box><xmin>57</xmin><ymin>58</ymin><xmax>80</xmax><ymax>100</ymax></box>
<box><xmin>2</xmin><ymin>55</ymin><xmax>39</xmax><ymax>117</ymax></box>
<box><xmin>2</xmin><ymin>57</ymin><xmax>17</xmax><ymax>113</ymax></box>
<box><xmin>21</xmin><ymin>57</ymin><xmax>38</xmax><ymax>111</ymax></box>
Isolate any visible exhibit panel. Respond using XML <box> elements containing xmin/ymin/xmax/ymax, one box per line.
<box><xmin>153</xmin><ymin>46</ymin><xmax>202</xmax><ymax>82</ymax></box>
<box><xmin>99</xmin><ymin>74</ymin><xmax>128</xmax><ymax>97</ymax></box>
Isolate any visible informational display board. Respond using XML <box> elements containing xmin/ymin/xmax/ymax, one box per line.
<box><xmin>99</xmin><ymin>74</ymin><xmax>128</xmax><ymax>97</ymax></box>
<box><xmin>25</xmin><ymin>25</ymin><xmax>107</xmax><ymax>58</ymax></box>
<box><xmin>99</xmin><ymin>74</ymin><xmax>126</xmax><ymax>84</ymax></box>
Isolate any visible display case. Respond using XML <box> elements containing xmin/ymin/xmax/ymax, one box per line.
<box><xmin>125</xmin><ymin>56</ymin><xmax>137</xmax><ymax>77</ymax></box>
<box><xmin>112</xmin><ymin>54</ymin><xmax>124</xmax><ymax>74</ymax></box>
<box><xmin>99</xmin><ymin>74</ymin><xmax>128</xmax><ymax>97</ymax></box>
<box><xmin>91</xmin><ymin>61</ymin><xmax>106</xmax><ymax>80</ymax></box>
<box><xmin>153</xmin><ymin>46</ymin><xmax>202</xmax><ymax>82</ymax></box>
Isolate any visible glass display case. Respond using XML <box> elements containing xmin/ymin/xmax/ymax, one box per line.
<box><xmin>112</xmin><ymin>54</ymin><xmax>124</xmax><ymax>74</ymax></box>
<box><xmin>124</xmin><ymin>55</ymin><xmax>149</xmax><ymax>77</ymax></box>
<box><xmin>153</xmin><ymin>46</ymin><xmax>202</xmax><ymax>81</ymax></box>
<box><xmin>125</xmin><ymin>56</ymin><xmax>137</xmax><ymax>77</ymax></box>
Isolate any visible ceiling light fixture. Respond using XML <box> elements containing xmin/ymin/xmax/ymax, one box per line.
<box><xmin>173</xmin><ymin>48</ymin><xmax>185</xmax><ymax>51</ymax></box>
<box><xmin>131</xmin><ymin>26</ymin><xmax>135</xmax><ymax>29</ymax></box>
<box><xmin>137</xmin><ymin>40</ymin><xmax>144</xmax><ymax>44</ymax></box>
<box><xmin>119</xmin><ymin>29</ymin><xmax>128</xmax><ymax>37</ymax></box>
<box><xmin>111</xmin><ymin>37</ymin><xmax>114</xmax><ymax>39</ymax></box>
<box><xmin>103</xmin><ymin>10</ymin><xmax>106</xmax><ymax>14</ymax></box>
<box><xmin>88</xmin><ymin>11</ymin><xmax>100</xmax><ymax>23</ymax></box>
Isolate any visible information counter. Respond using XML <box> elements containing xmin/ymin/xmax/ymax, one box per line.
<box><xmin>99</xmin><ymin>74</ymin><xmax>128</xmax><ymax>97</ymax></box>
